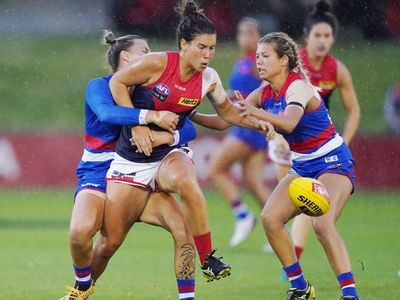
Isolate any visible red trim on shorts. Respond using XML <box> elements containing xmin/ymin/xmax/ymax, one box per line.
<box><xmin>317</xmin><ymin>170</ymin><xmax>355</xmax><ymax>194</ymax></box>
<box><xmin>106</xmin><ymin>177</ymin><xmax>148</xmax><ymax>188</ymax></box>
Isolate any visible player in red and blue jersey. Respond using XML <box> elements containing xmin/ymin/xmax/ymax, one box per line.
<box><xmin>92</xmin><ymin>0</ymin><xmax>274</xmax><ymax>288</ymax></box>
<box><xmin>61</xmin><ymin>32</ymin><xmax>199</xmax><ymax>300</ymax></box>
<box><xmin>289</xmin><ymin>0</ymin><xmax>361</xmax><ymax>272</ymax></box>
<box><xmin>208</xmin><ymin>17</ymin><xmax>272</xmax><ymax>249</ymax></box>
<box><xmin>238</xmin><ymin>32</ymin><xmax>360</xmax><ymax>300</ymax></box>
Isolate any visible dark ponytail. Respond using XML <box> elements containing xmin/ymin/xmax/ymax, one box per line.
<box><xmin>175</xmin><ymin>0</ymin><xmax>216</xmax><ymax>49</ymax></box>
<box><xmin>103</xmin><ymin>30</ymin><xmax>145</xmax><ymax>72</ymax></box>
<box><xmin>304</xmin><ymin>0</ymin><xmax>338</xmax><ymax>37</ymax></box>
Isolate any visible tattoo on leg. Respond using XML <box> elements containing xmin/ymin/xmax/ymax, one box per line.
<box><xmin>177</xmin><ymin>243</ymin><xmax>195</xmax><ymax>280</ymax></box>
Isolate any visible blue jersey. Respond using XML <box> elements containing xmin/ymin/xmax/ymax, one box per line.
<box><xmin>228</xmin><ymin>54</ymin><xmax>267</xmax><ymax>150</ymax></box>
<box><xmin>260</xmin><ymin>72</ymin><xmax>354</xmax><ymax>183</ymax></box>
<box><xmin>229</xmin><ymin>53</ymin><xmax>261</xmax><ymax>96</ymax></box>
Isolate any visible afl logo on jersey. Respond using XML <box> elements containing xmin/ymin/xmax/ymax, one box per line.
<box><xmin>151</xmin><ymin>83</ymin><xmax>171</xmax><ymax>101</ymax></box>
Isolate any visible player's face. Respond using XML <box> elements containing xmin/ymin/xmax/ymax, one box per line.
<box><xmin>306</xmin><ymin>22</ymin><xmax>334</xmax><ymax>58</ymax></box>
<box><xmin>256</xmin><ymin>42</ymin><xmax>287</xmax><ymax>81</ymax></box>
<box><xmin>237</xmin><ymin>24</ymin><xmax>260</xmax><ymax>53</ymax></box>
<box><xmin>181</xmin><ymin>33</ymin><xmax>217</xmax><ymax>71</ymax></box>
<box><xmin>126</xmin><ymin>39</ymin><xmax>150</xmax><ymax>61</ymax></box>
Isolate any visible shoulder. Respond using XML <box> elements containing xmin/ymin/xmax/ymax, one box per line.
<box><xmin>203</xmin><ymin>67</ymin><xmax>219</xmax><ymax>83</ymax></box>
<box><xmin>336</xmin><ymin>60</ymin><xmax>352</xmax><ymax>84</ymax></box>
<box><xmin>287</xmin><ymin>79</ymin><xmax>318</xmax><ymax>101</ymax></box>
<box><xmin>137</xmin><ymin>52</ymin><xmax>167</xmax><ymax>71</ymax></box>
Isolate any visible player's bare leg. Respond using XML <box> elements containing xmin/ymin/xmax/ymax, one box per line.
<box><xmin>140</xmin><ymin>192</ymin><xmax>196</xmax><ymax>299</ymax></box>
<box><xmin>157</xmin><ymin>151</ymin><xmax>231</xmax><ymax>281</ymax></box>
<box><xmin>91</xmin><ymin>182</ymin><xmax>150</xmax><ymax>281</ymax></box>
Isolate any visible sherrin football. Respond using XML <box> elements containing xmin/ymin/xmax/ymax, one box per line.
<box><xmin>288</xmin><ymin>177</ymin><xmax>330</xmax><ymax>217</ymax></box>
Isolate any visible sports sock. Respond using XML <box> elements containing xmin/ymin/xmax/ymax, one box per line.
<box><xmin>231</xmin><ymin>198</ymin><xmax>249</xmax><ymax>220</ymax></box>
<box><xmin>338</xmin><ymin>272</ymin><xmax>358</xmax><ymax>298</ymax></box>
<box><xmin>283</xmin><ymin>261</ymin><xmax>307</xmax><ymax>290</ymax></box>
<box><xmin>193</xmin><ymin>232</ymin><xmax>212</xmax><ymax>265</ymax></box>
<box><xmin>177</xmin><ymin>279</ymin><xmax>195</xmax><ymax>300</ymax></box>
<box><xmin>295</xmin><ymin>246</ymin><xmax>304</xmax><ymax>259</ymax></box>
<box><xmin>73</xmin><ymin>265</ymin><xmax>92</xmax><ymax>291</ymax></box>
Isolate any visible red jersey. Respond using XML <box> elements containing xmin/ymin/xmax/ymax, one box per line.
<box><xmin>116</xmin><ymin>51</ymin><xmax>216</xmax><ymax>162</ymax></box>
<box><xmin>299</xmin><ymin>47</ymin><xmax>338</xmax><ymax>110</ymax></box>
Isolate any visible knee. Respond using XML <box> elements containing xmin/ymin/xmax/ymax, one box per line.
<box><xmin>261</xmin><ymin>209</ymin><xmax>281</xmax><ymax>233</ymax></box>
<box><xmin>95</xmin><ymin>235</ymin><xmax>124</xmax><ymax>259</ymax></box>
<box><xmin>69</xmin><ymin>220</ymin><xmax>98</xmax><ymax>247</ymax></box>
<box><xmin>312</xmin><ymin>219</ymin><xmax>335</xmax><ymax>239</ymax></box>
<box><xmin>175</xmin><ymin>176</ymin><xmax>200</xmax><ymax>195</ymax></box>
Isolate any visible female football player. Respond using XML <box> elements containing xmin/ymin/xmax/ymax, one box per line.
<box><xmin>208</xmin><ymin>17</ymin><xmax>272</xmax><ymax>248</ymax></box>
<box><xmin>238</xmin><ymin>32</ymin><xmax>360</xmax><ymax>300</ymax></box>
<box><xmin>61</xmin><ymin>31</ymin><xmax>199</xmax><ymax>300</ymax></box>
<box><xmin>92</xmin><ymin>0</ymin><xmax>273</xmax><ymax>286</ymax></box>
<box><xmin>290</xmin><ymin>0</ymin><xmax>360</xmax><ymax>265</ymax></box>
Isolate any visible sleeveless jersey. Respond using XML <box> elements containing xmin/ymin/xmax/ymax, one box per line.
<box><xmin>299</xmin><ymin>48</ymin><xmax>338</xmax><ymax>110</ymax></box>
<box><xmin>229</xmin><ymin>53</ymin><xmax>261</xmax><ymax>97</ymax></box>
<box><xmin>260</xmin><ymin>72</ymin><xmax>343</xmax><ymax>162</ymax></box>
<box><xmin>116</xmin><ymin>51</ymin><xmax>214</xmax><ymax>162</ymax></box>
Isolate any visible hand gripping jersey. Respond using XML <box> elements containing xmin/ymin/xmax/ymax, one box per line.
<box><xmin>116</xmin><ymin>51</ymin><xmax>217</xmax><ymax>163</ymax></box>
<box><xmin>299</xmin><ymin>48</ymin><xmax>338</xmax><ymax>110</ymax></box>
<box><xmin>260</xmin><ymin>72</ymin><xmax>345</xmax><ymax>163</ymax></box>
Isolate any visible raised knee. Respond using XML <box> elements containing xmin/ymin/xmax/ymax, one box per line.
<box><xmin>176</xmin><ymin>176</ymin><xmax>199</xmax><ymax>194</ymax></box>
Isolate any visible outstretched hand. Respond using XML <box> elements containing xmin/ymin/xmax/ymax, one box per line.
<box><xmin>234</xmin><ymin>90</ymin><xmax>258</xmax><ymax>117</ymax></box>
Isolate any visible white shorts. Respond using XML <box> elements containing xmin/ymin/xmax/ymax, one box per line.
<box><xmin>106</xmin><ymin>147</ymin><xmax>193</xmax><ymax>191</ymax></box>
<box><xmin>268</xmin><ymin>139</ymin><xmax>292</xmax><ymax>167</ymax></box>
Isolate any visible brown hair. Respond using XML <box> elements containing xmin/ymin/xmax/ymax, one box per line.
<box><xmin>304</xmin><ymin>0</ymin><xmax>338</xmax><ymax>37</ymax></box>
<box><xmin>175</xmin><ymin>0</ymin><xmax>216</xmax><ymax>49</ymax></box>
<box><xmin>103</xmin><ymin>30</ymin><xmax>146</xmax><ymax>72</ymax></box>
<box><xmin>259</xmin><ymin>32</ymin><xmax>309</xmax><ymax>83</ymax></box>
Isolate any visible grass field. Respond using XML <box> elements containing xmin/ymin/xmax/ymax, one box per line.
<box><xmin>1</xmin><ymin>35</ymin><xmax>399</xmax><ymax>134</ymax></box>
<box><xmin>0</xmin><ymin>188</ymin><xmax>399</xmax><ymax>299</ymax></box>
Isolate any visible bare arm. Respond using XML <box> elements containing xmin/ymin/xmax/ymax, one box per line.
<box><xmin>109</xmin><ymin>53</ymin><xmax>166</xmax><ymax>108</ymax></box>
<box><xmin>337</xmin><ymin>61</ymin><xmax>360</xmax><ymax>145</ymax></box>
<box><xmin>189</xmin><ymin>111</ymin><xmax>231</xmax><ymax>130</ymax></box>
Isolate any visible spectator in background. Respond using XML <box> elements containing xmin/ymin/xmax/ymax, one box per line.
<box><xmin>384</xmin><ymin>83</ymin><xmax>400</xmax><ymax>136</ymax></box>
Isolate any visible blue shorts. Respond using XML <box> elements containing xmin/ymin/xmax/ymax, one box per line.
<box><xmin>290</xmin><ymin>143</ymin><xmax>356</xmax><ymax>190</ymax></box>
<box><xmin>229</xmin><ymin>126</ymin><xmax>268</xmax><ymax>150</ymax></box>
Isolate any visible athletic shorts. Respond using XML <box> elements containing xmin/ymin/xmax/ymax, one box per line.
<box><xmin>75</xmin><ymin>177</ymin><xmax>107</xmax><ymax>200</ymax></box>
<box><xmin>289</xmin><ymin>143</ymin><xmax>356</xmax><ymax>190</ymax></box>
<box><xmin>229</xmin><ymin>126</ymin><xmax>268</xmax><ymax>150</ymax></box>
<box><xmin>106</xmin><ymin>147</ymin><xmax>193</xmax><ymax>191</ymax></box>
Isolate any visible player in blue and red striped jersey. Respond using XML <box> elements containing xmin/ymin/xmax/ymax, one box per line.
<box><xmin>91</xmin><ymin>0</ymin><xmax>274</xmax><ymax>287</ymax></box>
<box><xmin>208</xmin><ymin>17</ymin><xmax>272</xmax><ymax>249</ymax></box>
<box><xmin>61</xmin><ymin>31</ymin><xmax>199</xmax><ymax>300</ymax></box>
<box><xmin>238</xmin><ymin>32</ymin><xmax>360</xmax><ymax>300</ymax></box>
<box><xmin>288</xmin><ymin>0</ymin><xmax>360</xmax><ymax>271</ymax></box>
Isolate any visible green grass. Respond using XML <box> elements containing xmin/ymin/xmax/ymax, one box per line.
<box><xmin>0</xmin><ymin>188</ymin><xmax>399</xmax><ymax>299</ymax></box>
<box><xmin>0</xmin><ymin>35</ymin><xmax>399</xmax><ymax>134</ymax></box>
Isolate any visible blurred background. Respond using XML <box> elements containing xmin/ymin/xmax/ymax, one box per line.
<box><xmin>0</xmin><ymin>0</ymin><xmax>399</xmax><ymax>188</ymax></box>
<box><xmin>0</xmin><ymin>1</ymin><xmax>399</xmax><ymax>299</ymax></box>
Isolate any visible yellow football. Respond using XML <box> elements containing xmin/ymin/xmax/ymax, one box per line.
<box><xmin>288</xmin><ymin>177</ymin><xmax>330</xmax><ymax>217</ymax></box>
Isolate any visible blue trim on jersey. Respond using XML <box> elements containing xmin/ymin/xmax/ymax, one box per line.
<box><xmin>229</xmin><ymin>126</ymin><xmax>267</xmax><ymax>150</ymax></box>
